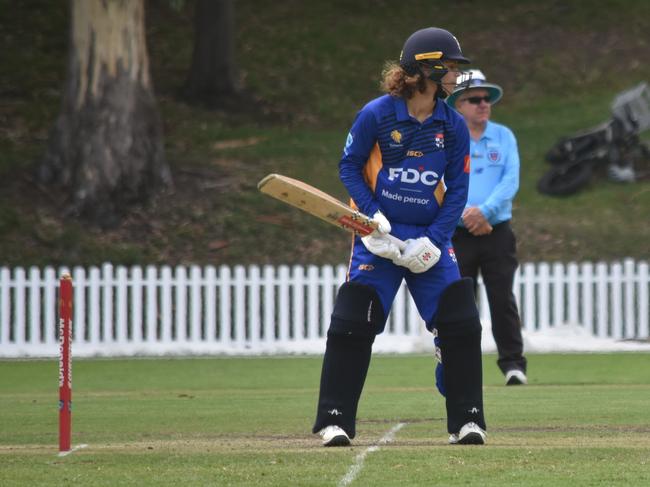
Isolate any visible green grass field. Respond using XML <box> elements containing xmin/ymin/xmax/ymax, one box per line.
<box><xmin>2</xmin><ymin>353</ymin><xmax>650</xmax><ymax>486</ymax></box>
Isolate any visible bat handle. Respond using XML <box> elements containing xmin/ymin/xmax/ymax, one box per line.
<box><xmin>386</xmin><ymin>233</ymin><xmax>407</xmax><ymax>251</ymax></box>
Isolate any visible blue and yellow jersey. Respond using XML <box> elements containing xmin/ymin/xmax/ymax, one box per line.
<box><xmin>340</xmin><ymin>94</ymin><xmax>470</xmax><ymax>247</ymax></box>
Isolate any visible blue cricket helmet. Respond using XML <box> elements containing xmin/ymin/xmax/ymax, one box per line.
<box><xmin>399</xmin><ymin>27</ymin><xmax>470</xmax><ymax>82</ymax></box>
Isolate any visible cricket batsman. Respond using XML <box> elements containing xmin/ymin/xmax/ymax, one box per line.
<box><xmin>313</xmin><ymin>27</ymin><xmax>487</xmax><ymax>446</ymax></box>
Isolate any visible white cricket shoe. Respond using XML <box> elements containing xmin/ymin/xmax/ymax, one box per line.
<box><xmin>505</xmin><ymin>369</ymin><xmax>528</xmax><ymax>386</ymax></box>
<box><xmin>448</xmin><ymin>422</ymin><xmax>487</xmax><ymax>445</ymax></box>
<box><xmin>318</xmin><ymin>425</ymin><xmax>350</xmax><ymax>447</ymax></box>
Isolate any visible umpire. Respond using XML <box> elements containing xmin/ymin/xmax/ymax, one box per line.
<box><xmin>447</xmin><ymin>70</ymin><xmax>527</xmax><ymax>385</ymax></box>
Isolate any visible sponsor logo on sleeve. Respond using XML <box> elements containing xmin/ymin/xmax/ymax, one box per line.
<box><xmin>343</xmin><ymin>132</ymin><xmax>354</xmax><ymax>155</ymax></box>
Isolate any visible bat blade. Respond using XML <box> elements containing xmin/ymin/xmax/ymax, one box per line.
<box><xmin>257</xmin><ymin>173</ymin><xmax>376</xmax><ymax>236</ymax></box>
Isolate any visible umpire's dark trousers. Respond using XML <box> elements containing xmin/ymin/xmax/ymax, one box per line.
<box><xmin>452</xmin><ymin>221</ymin><xmax>527</xmax><ymax>374</ymax></box>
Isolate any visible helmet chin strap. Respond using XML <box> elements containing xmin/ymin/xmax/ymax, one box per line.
<box><xmin>435</xmin><ymin>81</ymin><xmax>455</xmax><ymax>99</ymax></box>
<box><xmin>436</xmin><ymin>82</ymin><xmax>449</xmax><ymax>99</ymax></box>
<box><xmin>417</xmin><ymin>63</ymin><xmax>455</xmax><ymax>101</ymax></box>
<box><xmin>420</xmin><ymin>64</ymin><xmax>455</xmax><ymax>100</ymax></box>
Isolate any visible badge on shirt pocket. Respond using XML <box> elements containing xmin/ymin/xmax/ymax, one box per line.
<box><xmin>487</xmin><ymin>144</ymin><xmax>502</xmax><ymax>165</ymax></box>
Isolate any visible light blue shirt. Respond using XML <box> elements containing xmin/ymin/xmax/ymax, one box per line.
<box><xmin>462</xmin><ymin>120</ymin><xmax>520</xmax><ymax>226</ymax></box>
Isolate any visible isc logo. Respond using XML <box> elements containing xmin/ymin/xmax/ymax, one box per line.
<box><xmin>388</xmin><ymin>167</ymin><xmax>439</xmax><ymax>186</ymax></box>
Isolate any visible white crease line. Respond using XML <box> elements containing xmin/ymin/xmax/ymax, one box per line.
<box><xmin>338</xmin><ymin>422</ymin><xmax>406</xmax><ymax>487</ymax></box>
<box><xmin>57</xmin><ymin>444</ymin><xmax>89</xmax><ymax>457</ymax></box>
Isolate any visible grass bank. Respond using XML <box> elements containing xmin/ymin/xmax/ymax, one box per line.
<box><xmin>1</xmin><ymin>0</ymin><xmax>649</xmax><ymax>266</ymax></box>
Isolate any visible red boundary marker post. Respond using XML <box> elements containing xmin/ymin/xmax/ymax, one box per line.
<box><xmin>59</xmin><ymin>274</ymin><xmax>72</xmax><ymax>453</ymax></box>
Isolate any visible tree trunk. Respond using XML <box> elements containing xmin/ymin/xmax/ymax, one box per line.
<box><xmin>40</xmin><ymin>0</ymin><xmax>171</xmax><ymax>226</ymax></box>
<box><xmin>182</xmin><ymin>0</ymin><xmax>239</xmax><ymax>105</ymax></box>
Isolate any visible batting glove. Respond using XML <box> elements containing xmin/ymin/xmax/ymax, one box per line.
<box><xmin>370</xmin><ymin>210</ymin><xmax>391</xmax><ymax>235</ymax></box>
<box><xmin>394</xmin><ymin>237</ymin><xmax>441</xmax><ymax>273</ymax></box>
<box><xmin>361</xmin><ymin>233</ymin><xmax>402</xmax><ymax>261</ymax></box>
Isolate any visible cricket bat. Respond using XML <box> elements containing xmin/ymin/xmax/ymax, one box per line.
<box><xmin>257</xmin><ymin>173</ymin><xmax>406</xmax><ymax>249</ymax></box>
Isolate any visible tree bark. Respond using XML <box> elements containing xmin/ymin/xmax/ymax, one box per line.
<box><xmin>40</xmin><ymin>0</ymin><xmax>171</xmax><ymax>226</ymax></box>
<box><xmin>182</xmin><ymin>0</ymin><xmax>239</xmax><ymax>105</ymax></box>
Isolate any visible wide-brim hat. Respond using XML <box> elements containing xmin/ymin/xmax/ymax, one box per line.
<box><xmin>446</xmin><ymin>69</ymin><xmax>503</xmax><ymax>108</ymax></box>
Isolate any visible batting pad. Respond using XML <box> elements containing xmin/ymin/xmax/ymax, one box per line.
<box><xmin>433</xmin><ymin>278</ymin><xmax>486</xmax><ymax>433</ymax></box>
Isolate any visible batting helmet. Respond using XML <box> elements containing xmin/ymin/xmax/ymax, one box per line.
<box><xmin>399</xmin><ymin>27</ymin><xmax>470</xmax><ymax>83</ymax></box>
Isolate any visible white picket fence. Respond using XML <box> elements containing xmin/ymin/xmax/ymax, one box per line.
<box><xmin>0</xmin><ymin>260</ymin><xmax>648</xmax><ymax>357</ymax></box>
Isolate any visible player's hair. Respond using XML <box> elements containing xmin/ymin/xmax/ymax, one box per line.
<box><xmin>380</xmin><ymin>61</ymin><xmax>428</xmax><ymax>99</ymax></box>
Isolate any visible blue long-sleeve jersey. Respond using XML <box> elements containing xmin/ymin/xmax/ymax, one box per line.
<box><xmin>339</xmin><ymin>94</ymin><xmax>470</xmax><ymax>248</ymax></box>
